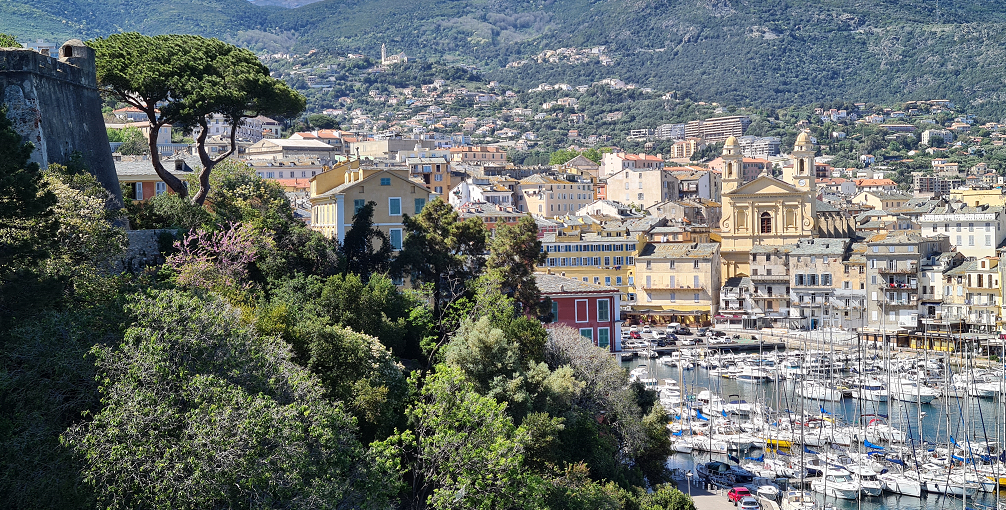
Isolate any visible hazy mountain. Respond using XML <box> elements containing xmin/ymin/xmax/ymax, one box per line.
<box><xmin>5</xmin><ymin>0</ymin><xmax>1006</xmax><ymax>116</ymax></box>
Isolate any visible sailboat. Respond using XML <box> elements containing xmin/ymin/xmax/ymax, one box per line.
<box><xmin>810</xmin><ymin>467</ymin><xmax>861</xmax><ymax>500</ymax></box>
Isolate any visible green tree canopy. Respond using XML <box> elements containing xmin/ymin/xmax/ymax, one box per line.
<box><xmin>89</xmin><ymin>33</ymin><xmax>305</xmax><ymax>205</ymax></box>
<box><xmin>486</xmin><ymin>215</ymin><xmax>545</xmax><ymax>313</ymax></box>
<box><xmin>340</xmin><ymin>201</ymin><xmax>392</xmax><ymax>279</ymax></box>
<box><xmin>0</xmin><ymin>107</ymin><xmax>58</xmax><ymax>319</ymax></box>
<box><xmin>549</xmin><ymin>149</ymin><xmax>580</xmax><ymax>165</ymax></box>
<box><xmin>394</xmin><ymin>197</ymin><xmax>487</xmax><ymax>337</ymax></box>
<box><xmin>64</xmin><ymin>290</ymin><xmax>398</xmax><ymax>509</ymax></box>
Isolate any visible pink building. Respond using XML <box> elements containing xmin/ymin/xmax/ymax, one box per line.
<box><xmin>537</xmin><ymin>274</ymin><xmax>621</xmax><ymax>352</ymax></box>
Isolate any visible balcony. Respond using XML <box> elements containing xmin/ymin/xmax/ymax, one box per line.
<box><xmin>642</xmin><ymin>284</ymin><xmax>706</xmax><ymax>291</ymax></box>
<box><xmin>883</xmin><ymin>282</ymin><xmax>918</xmax><ymax>291</ymax></box>
<box><xmin>881</xmin><ymin>267</ymin><xmax>921</xmax><ymax>275</ymax></box>
<box><xmin>750</xmin><ymin>273</ymin><xmax>789</xmax><ymax>281</ymax></box>
<box><xmin>885</xmin><ymin>297</ymin><xmax>919</xmax><ymax>307</ymax></box>
<box><xmin>920</xmin><ymin>293</ymin><xmax>940</xmax><ymax>301</ymax></box>
<box><xmin>792</xmin><ymin>283</ymin><xmax>832</xmax><ymax>289</ymax></box>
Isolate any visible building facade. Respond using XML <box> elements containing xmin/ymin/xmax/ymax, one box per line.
<box><xmin>538</xmin><ymin>274</ymin><xmax>622</xmax><ymax>352</ymax></box>
<box><xmin>719</xmin><ymin>133</ymin><xmax>818</xmax><ymax>277</ymax></box>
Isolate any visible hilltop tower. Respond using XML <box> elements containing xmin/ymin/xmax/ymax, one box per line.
<box><xmin>381</xmin><ymin>43</ymin><xmax>386</xmax><ymax>64</ymax></box>
<box><xmin>0</xmin><ymin>40</ymin><xmax>121</xmax><ymax>205</ymax></box>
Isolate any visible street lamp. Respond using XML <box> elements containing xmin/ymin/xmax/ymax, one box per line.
<box><xmin>685</xmin><ymin>471</ymin><xmax>693</xmax><ymax>498</ymax></box>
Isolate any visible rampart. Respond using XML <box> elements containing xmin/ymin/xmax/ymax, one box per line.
<box><xmin>0</xmin><ymin>40</ymin><xmax>121</xmax><ymax>205</ymax></box>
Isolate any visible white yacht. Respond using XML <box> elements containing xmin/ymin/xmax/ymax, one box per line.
<box><xmin>920</xmin><ymin>464</ymin><xmax>979</xmax><ymax>496</ymax></box>
<box><xmin>796</xmin><ymin>379</ymin><xmax>843</xmax><ymax>401</ymax></box>
<box><xmin>889</xmin><ymin>379</ymin><xmax>939</xmax><ymax>404</ymax></box>
<box><xmin>810</xmin><ymin>468</ymin><xmax>861</xmax><ymax>500</ymax></box>
<box><xmin>780</xmin><ymin>490</ymin><xmax>820</xmax><ymax>510</ymax></box>
<box><xmin>847</xmin><ymin>464</ymin><xmax>884</xmax><ymax>496</ymax></box>
<box><xmin>878</xmin><ymin>470</ymin><xmax>922</xmax><ymax>497</ymax></box>
<box><xmin>737</xmin><ymin>366</ymin><xmax>772</xmax><ymax>383</ymax></box>
<box><xmin>848</xmin><ymin>379</ymin><xmax>889</xmax><ymax>402</ymax></box>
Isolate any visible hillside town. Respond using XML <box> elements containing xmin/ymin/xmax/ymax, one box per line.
<box><xmin>112</xmin><ymin>92</ymin><xmax>1006</xmax><ymax>355</ymax></box>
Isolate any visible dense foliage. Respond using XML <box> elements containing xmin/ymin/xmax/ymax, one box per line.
<box><xmin>0</xmin><ymin>101</ymin><xmax>691</xmax><ymax>509</ymax></box>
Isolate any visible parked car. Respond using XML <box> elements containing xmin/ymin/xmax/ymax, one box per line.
<box><xmin>712</xmin><ymin>330</ymin><xmax>727</xmax><ymax>337</ymax></box>
<box><xmin>629</xmin><ymin>330</ymin><xmax>642</xmax><ymax>339</ymax></box>
<box><xmin>666</xmin><ymin>334</ymin><xmax>678</xmax><ymax>342</ymax></box>
<box><xmin>656</xmin><ymin>340</ymin><xmax>666</xmax><ymax>347</ymax></box>
<box><xmin>629</xmin><ymin>325</ymin><xmax>638</xmax><ymax>332</ymax></box>
<box><xmin>642</xmin><ymin>325</ymin><xmax>652</xmax><ymax>333</ymax></box>
<box><xmin>727</xmin><ymin>487</ymin><xmax>752</xmax><ymax>504</ymax></box>
<box><xmin>681</xmin><ymin>339</ymin><xmax>695</xmax><ymax>346</ymax></box>
<box><xmin>738</xmin><ymin>496</ymin><xmax>760</xmax><ymax>510</ymax></box>
<box><xmin>697</xmin><ymin>327</ymin><xmax>709</xmax><ymax>336</ymax></box>
<box><xmin>677</xmin><ymin>327</ymin><xmax>692</xmax><ymax>335</ymax></box>
<box><xmin>654</xmin><ymin>330</ymin><xmax>667</xmax><ymax>339</ymax></box>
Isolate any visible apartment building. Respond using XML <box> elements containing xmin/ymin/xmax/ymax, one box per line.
<box><xmin>405</xmin><ymin>156</ymin><xmax>452</xmax><ymax>195</ymax></box>
<box><xmin>918</xmin><ymin>204</ymin><xmax>1006</xmax><ymax>258</ymax></box>
<box><xmin>864</xmin><ymin>232</ymin><xmax>951</xmax><ymax>333</ymax></box>
<box><xmin>748</xmin><ymin>245</ymin><xmax>795</xmax><ymax>321</ymax></box>
<box><xmin>517</xmin><ymin>173</ymin><xmax>595</xmax><ymax>216</ymax></box>
<box><xmin>448</xmin><ymin>145</ymin><xmax>508</xmax><ymax>165</ymax></box>
<box><xmin>834</xmin><ymin>243</ymin><xmax>868</xmax><ymax>330</ymax></box>
<box><xmin>538</xmin><ymin>228</ymin><xmax>640</xmax><ymax>303</ymax></box>
<box><xmin>633</xmin><ymin>242</ymin><xmax>721</xmax><ymax>325</ymax></box>
<box><xmin>669</xmin><ymin>138</ymin><xmax>705</xmax><ymax>159</ymax></box>
<box><xmin>310</xmin><ymin>160</ymin><xmax>432</xmax><ymax>248</ymax></box>
<box><xmin>684</xmin><ymin>115</ymin><xmax>751</xmax><ymax>143</ymax></box>
<box><xmin>600</xmin><ymin>152</ymin><xmax>665</xmax><ymax>178</ymax></box>
<box><xmin>604</xmin><ymin>168</ymin><xmax>679</xmax><ymax>208</ymax></box>
<box><xmin>942</xmin><ymin>257</ymin><xmax>1001</xmax><ymax>335</ymax></box>
<box><xmin>788</xmin><ymin>238</ymin><xmax>851</xmax><ymax>330</ymax></box>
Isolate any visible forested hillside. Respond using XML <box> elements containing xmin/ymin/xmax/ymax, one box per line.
<box><xmin>7</xmin><ymin>0</ymin><xmax>1006</xmax><ymax>115</ymax></box>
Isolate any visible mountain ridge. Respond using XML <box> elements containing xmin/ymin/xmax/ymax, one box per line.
<box><xmin>4</xmin><ymin>0</ymin><xmax>1006</xmax><ymax>116</ymax></box>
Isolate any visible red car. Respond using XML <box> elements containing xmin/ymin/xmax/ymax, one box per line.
<box><xmin>629</xmin><ymin>330</ymin><xmax>642</xmax><ymax>339</ymax></box>
<box><xmin>727</xmin><ymin>487</ymin><xmax>751</xmax><ymax>504</ymax></box>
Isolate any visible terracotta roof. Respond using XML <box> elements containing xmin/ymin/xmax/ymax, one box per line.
<box><xmin>855</xmin><ymin>178</ymin><xmax>897</xmax><ymax>186</ymax></box>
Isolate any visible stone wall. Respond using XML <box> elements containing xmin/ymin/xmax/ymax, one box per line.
<box><xmin>115</xmin><ymin>229</ymin><xmax>178</xmax><ymax>273</ymax></box>
<box><xmin>0</xmin><ymin>40</ymin><xmax>121</xmax><ymax>206</ymax></box>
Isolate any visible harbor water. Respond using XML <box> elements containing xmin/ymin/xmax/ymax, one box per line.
<box><xmin>622</xmin><ymin>354</ymin><xmax>1006</xmax><ymax>510</ymax></box>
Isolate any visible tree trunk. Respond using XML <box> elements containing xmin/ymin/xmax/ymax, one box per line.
<box><xmin>147</xmin><ymin>122</ymin><xmax>188</xmax><ymax>198</ymax></box>
<box><xmin>191</xmin><ymin>118</ymin><xmax>239</xmax><ymax>206</ymax></box>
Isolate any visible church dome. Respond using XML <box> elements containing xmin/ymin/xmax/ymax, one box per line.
<box><xmin>724</xmin><ymin>135</ymin><xmax>739</xmax><ymax>147</ymax></box>
<box><xmin>795</xmin><ymin>131</ymin><xmax>811</xmax><ymax>145</ymax></box>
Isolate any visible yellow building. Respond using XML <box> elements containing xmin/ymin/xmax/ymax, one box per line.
<box><xmin>537</xmin><ymin>227</ymin><xmax>640</xmax><ymax>304</ymax></box>
<box><xmin>632</xmin><ymin>242</ymin><xmax>722</xmax><ymax>325</ymax></box>
<box><xmin>949</xmin><ymin>188</ymin><xmax>1006</xmax><ymax>208</ymax></box>
<box><xmin>310</xmin><ymin>159</ymin><xmax>432</xmax><ymax>249</ymax></box>
<box><xmin>719</xmin><ymin>133</ymin><xmax>818</xmax><ymax>277</ymax></box>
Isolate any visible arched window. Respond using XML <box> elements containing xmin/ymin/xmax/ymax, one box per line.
<box><xmin>760</xmin><ymin>212</ymin><xmax>772</xmax><ymax>234</ymax></box>
<box><xmin>798</xmin><ymin>160</ymin><xmax>806</xmax><ymax>175</ymax></box>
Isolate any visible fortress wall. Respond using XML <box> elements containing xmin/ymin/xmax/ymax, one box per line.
<box><xmin>0</xmin><ymin>42</ymin><xmax>121</xmax><ymax>206</ymax></box>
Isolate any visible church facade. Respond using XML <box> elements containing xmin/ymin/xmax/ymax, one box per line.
<box><xmin>718</xmin><ymin>133</ymin><xmax>819</xmax><ymax>278</ymax></box>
